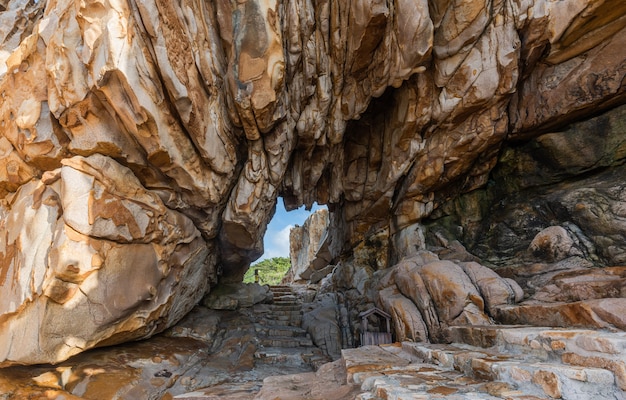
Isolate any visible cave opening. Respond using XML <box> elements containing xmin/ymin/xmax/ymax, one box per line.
<box><xmin>242</xmin><ymin>198</ymin><xmax>326</xmax><ymax>285</ymax></box>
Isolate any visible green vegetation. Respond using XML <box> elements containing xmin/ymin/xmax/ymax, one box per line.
<box><xmin>243</xmin><ymin>257</ymin><xmax>291</xmax><ymax>285</ymax></box>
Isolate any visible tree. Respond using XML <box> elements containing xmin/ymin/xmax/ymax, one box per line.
<box><xmin>243</xmin><ymin>257</ymin><xmax>291</xmax><ymax>285</ymax></box>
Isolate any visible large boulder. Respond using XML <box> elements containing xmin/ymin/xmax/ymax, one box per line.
<box><xmin>0</xmin><ymin>155</ymin><xmax>213</xmax><ymax>366</ymax></box>
<box><xmin>322</xmin><ymin>251</ymin><xmax>522</xmax><ymax>344</ymax></box>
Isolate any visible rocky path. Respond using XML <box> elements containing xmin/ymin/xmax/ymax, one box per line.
<box><xmin>2</xmin><ymin>285</ymin><xmax>625</xmax><ymax>399</ymax></box>
<box><xmin>172</xmin><ymin>285</ymin><xmax>330</xmax><ymax>399</ymax></box>
<box><xmin>255</xmin><ymin>325</ymin><xmax>626</xmax><ymax>400</ymax></box>
<box><xmin>252</xmin><ymin>285</ymin><xmax>329</xmax><ymax>370</ymax></box>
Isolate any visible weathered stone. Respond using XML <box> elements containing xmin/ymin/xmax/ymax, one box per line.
<box><xmin>419</xmin><ymin>260</ymin><xmax>490</xmax><ymax>327</ymax></box>
<box><xmin>202</xmin><ymin>282</ymin><xmax>272</xmax><ymax>310</ymax></box>
<box><xmin>0</xmin><ymin>155</ymin><xmax>214</xmax><ymax>366</ymax></box>
<box><xmin>528</xmin><ymin>226</ymin><xmax>583</xmax><ymax>263</ymax></box>
<box><xmin>392</xmin><ymin>254</ymin><xmax>443</xmax><ymax>341</ymax></box>
<box><xmin>495</xmin><ymin>298</ymin><xmax>626</xmax><ymax>331</ymax></box>
<box><xmin>532</xmin><ymin>370</ymin><xmax>561</xmax><ymax>398</ymax></box>
<box><xmin>301</xmin><ymin>293</ymin><xmax>343</xmax><ymax>360</ymax></box>
<box><xmin>378</xmin><ymin>286</ymin><xmax>428</xmax><ymax>343</ymax></box>
<box><xmin>0</xmin><ymin>304</ymin><xmax>324</xmax><ymax>399</ymax></box>
<box><xmin>460</xmin><ymin>261</ymin><xmax>522</xmax><ymax>315</ymax></box>
<box><xmin>284</xmin><ymin>209</ymin><xmax>330</xmax><ymax>283</ymax></box>
<box><xmin>530</xmin><ymin>267</ymin><xmax>626</xmax><ymax>303</ymax></box>
<box><xmin>254</xmin><ymin>359</ymin><xmax>360</xmax><ymax>400</ymax></box>
<box><xmin>1</xmin><ymin>0</ymin><xmax>626</xmax><ymax>367</ymax></box>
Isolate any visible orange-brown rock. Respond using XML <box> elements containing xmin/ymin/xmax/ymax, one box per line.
<box><xmin>372</xmin><ymin>252</ymin><xmax>522</xmax><ymax>342</ymax></box>
<box><xmin>1</xmin><ymin>0</ymin><xmax>625</xmax><ymax>366</ymax></box>
<box><xmin>284</xmin><ymin>209</ymin><xmax>330</xmax><ymax>283</ymax></box>
<box><xmin>0</xmin><ymin>155</ymin><xmax>213</xmax><ymax>366</ymax></box>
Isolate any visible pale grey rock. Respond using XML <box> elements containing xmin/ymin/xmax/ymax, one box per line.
<box><xmin>202</xmin><ymin>283</ymin><xmax>272</xmax><ymax>310</ymax></box>
<box><xmin>302</xmin><ymin>293</ymin><xmax>343</xmax><ymax>360</ymax></box>
<box><xmin>284</xmin><ymin>209</ymin><xmax>330</xmax><ymax>283</ymax></box>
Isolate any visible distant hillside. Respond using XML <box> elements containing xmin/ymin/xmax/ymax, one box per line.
<box><xmin>243</xmin><ymin>257</ymin><xmax>291</xmax><ymax>285</ymax></box>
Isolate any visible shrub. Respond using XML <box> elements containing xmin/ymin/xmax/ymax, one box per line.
<box><xmin>243</xmin><ymin>257</ymin><xmax>291</xmax><ymax>285</ymax></box>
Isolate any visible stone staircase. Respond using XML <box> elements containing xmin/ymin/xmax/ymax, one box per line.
<box><xmin>256</xmin><ymin>325</ymin><xmax>626</xmax><ymax>399</ymax></box>
<box><xmin>252</xmin><ymin>285</ymin><xmax>329</xmax><ymax>370</ymax></box>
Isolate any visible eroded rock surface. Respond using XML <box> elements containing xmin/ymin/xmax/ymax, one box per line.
<box><xmin>0</xmin><ymin>154</ymin><xmax>214</xmax><ymax>366</ymax></box>
<box><xmin>327</xmin><ymin>249</ymin><xmax>523</xmax><ymax>344</ymax></box>
<box><xmin>284</xmin><ymin>208</ymin><xmax>331</xmax><ymax>284</ymax></box>
<box><xmin>1</xmin><ymin>0</ymin><xmax>625</xmax><ymax>366</ymax></box>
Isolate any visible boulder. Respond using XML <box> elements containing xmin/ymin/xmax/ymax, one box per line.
<box><xmin>393</xmin><ymin>255</ymin><xmax>442</xmax><ymax>341</ymax></box>
<box><xmin>378</xmin><ymin>286</ymin><xmax>428</xmax><ymax>343</ymax></box>
<box><xmin>459</xmin><ymin>261</ymin><xmax>522</xmax><ymax>315</ymax></box>
<box><xmin>0</xmin><ymin>155</ymin><xmax>213</xmax><ymax>366</ymax></box>
<box><xmin>354</xmin><ymin>252</ymin><xmax>518</xmax><ymax>342</ymax></box>
<box><xmin>418</xmin><ymin>260</ymin><xmax>490</xmax><ymax>326</ymax></box>
<box><xmin>202</xmin><ymin>282</ymin><xmax>273</xmax><ymax>310</ymax></box>
<box><xmin>528</xmin><ymin>226</ymin><xmax>583</xmax><ymax>263</ymax></box>
<box><xmin>302</xmin><ymin>293</ymin><xmax>343</xmax><ymax>360</ymax></box>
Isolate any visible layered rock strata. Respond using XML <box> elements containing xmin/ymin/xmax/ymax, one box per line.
<box><xmin>255</xmin><ymin>328</ymin><xmax>626</xmax><ymax>400</ymax></box>
<box><xmin>0</xmin><ymin>0</ymin><xmax>625</xmax><ymax>365</ymax></box>
<box><xmin>284</xmin><ymin>208</ymin><xmax>331</xmax><ymax>283</ymax></box>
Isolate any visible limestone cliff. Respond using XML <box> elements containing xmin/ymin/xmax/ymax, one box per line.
<box><xmin>0</xmin><ymin>0</ymin><xmax>625</xmax><ymax>365</ymax></box>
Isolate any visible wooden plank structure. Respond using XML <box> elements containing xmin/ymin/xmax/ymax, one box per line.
<box><xmin>358</xmin><ymin>307</ymin><xmax>392</xmax><ymax>346</ymax></box>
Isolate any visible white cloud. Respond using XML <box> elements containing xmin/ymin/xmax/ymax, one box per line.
<box><xmin>255</xmin><ymin>201</ymin><xmax>327</xmax><ymax>263</ymax></box>
<box><xmin>260</xmin><ymin>224</ymin><xmax>293</xmax><ymax>261</ymax></box>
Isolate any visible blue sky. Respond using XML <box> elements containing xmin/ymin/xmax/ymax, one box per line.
<box><xmin>257</xmin><ymin>199</ymin><xmax>325</xmax><ymax>262</ymax></box>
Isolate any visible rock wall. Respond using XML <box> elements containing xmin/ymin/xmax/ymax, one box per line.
<box><xmin>284</xmin><ymin>208</ymin><xmax>331</xmax><ymax>283</ymax></box>
<box><xmin>0</xmin><ymin>0</ymin><xmax>625</xmax><ymax>365</ymax></box>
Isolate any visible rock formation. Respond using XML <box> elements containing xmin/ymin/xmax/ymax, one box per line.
<box><xmin>0</xmin><ymin>0</ymin><xmax>625</xmax><ymax>366</ymax></box>
<box><xmin>283</xmin><ymin>208</ymin><xmax>331</xmax><ymax>283</ymax></box>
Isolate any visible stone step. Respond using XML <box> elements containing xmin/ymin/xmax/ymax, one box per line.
<box><xmin>268</xmin><ymin>285</ymin><xmax>292</xmax><ymax>291</ymax></box>
<box><xmin>342</xmin><ymin>344</ymin><xmax>413</xmax><ymax>384</ymax></box>
<box><xmin>272</xmin><ymin>295</ymin><xmax>301</xmax><ymax>306</ymax></box>
<box><xmin>262</xmin><ymin>311</ymin><xmax>303</xmax><ymax>320</ymax></box>
<box><xmin>342</xmin><ymin>345</ymin><xmax>519</xmax><ymax>399</ymax></box>
<box><xmin>255</xmin><ymin>311</ymin><xmax>303</xmax><ymax>320</ymax></box>
<box><xmin>257</xmin><ymin>318</ymin><xmax>303</xmax><ymax>328</ymax></box>
<box><xmin>269</xmin><ymin>287</ymin><xmax>293</xmax><ymax>296</ymax></box>
<box><xmin>448</xmin><ymin>325</ymin><xmax>626</xmax><ymax>357</ymax></box>
<box><xmin>253</xmin><ymin>346</ymin><xmax>330</xmax><ymax>372</ymax></box>
<box><xmin>401</xmin><ymin>342</ymin><xmax>471</xmax><ymax>370</ymax></box>
<box><xmin>447</xmin><ymin>325</ymin><xmax>626</xmax><ymax>390</ymax></box>
<box><xmin>259</xmin><ymin>336</ymin><xmax>314</xmax><ymax>348</ymax></box>
<box><xmin>303</xmin><ymin>352</ymin><xmax>333</xmax><ymax>372</ymax></box>
<box><xmin>260</xmin><ymin>312</ymin><xmax>302</xmax><ymax>320</ymax></box>
<box><xmin>354</xmin><ymin>367</ymin><xmax>509</xmax><ymax>400</ymax></box>
<box><xmin>494</xmin><ymin>300</ymin><xmax>626</xmax><ymax>333</ymax></box>
<box><xmin>254</xmin><ymin>346</ymin><xmax>317</xmax><ymax>366</ymax></box>
<box><xmin>268</xmin><ymin>304</ymin><xmax>301</xmax><ymax>312</ymax></box>
<box><xmin>252</xmin><ymin>304</ymin><xmax>302</xmax><ymax>317</ymax></box>
<box><xmin>473</xmin><ymin>358</ymin><xmax>618</xmax><ymax>399</ymax></box>
<box><xmin>402</xmin><ymin>340</ymin><xmax>624</xmax><ymax>398</ymax></box>
<box><xmin>344</xmin><ymin>342</ymin><xmax>625</xmax><ymax>400</ymax></box>
<box><xmin>255</xmin><ymin>324</ymin><xmax>309</xmax><ymax>338</ymax></box>
<box><xmin>266</xmin><ymin>309</ymin><xmax>302</xmax><ymax>316</ymax></box>
<box><xmin>173</xmin><ymin>381</ymin><xmax>261</xmax><ymax>400</ymax></box>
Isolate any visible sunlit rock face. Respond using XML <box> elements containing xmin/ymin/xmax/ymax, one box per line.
<box><xmin>0</xmin><ymin>0</ymin><xmax>625</xmax><ymax>366</ymax></box>
<box><xmin>0</xmin><ymin>154</ymin><xmax>214</xmax><ymax>366</ymax></box>
<box><xmin>284</xmin><ymin>209</ymin><xmax>330</xmax><ymax>283</ymax></box>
